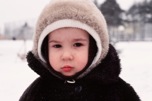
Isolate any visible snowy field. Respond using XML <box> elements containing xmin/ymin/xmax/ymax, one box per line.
<box><xmin>0</xmin><ymin>40</ymin><xmax>152</xmax><ymax>101</ymax></box>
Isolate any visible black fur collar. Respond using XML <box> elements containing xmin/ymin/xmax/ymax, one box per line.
<box><xmin>26</xmin><ymin>44</ymin><xmax>121</xmax><ymax>85</ymax></box>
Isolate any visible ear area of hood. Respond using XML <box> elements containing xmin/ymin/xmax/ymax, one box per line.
<box><xmin>81</xmin><ymin>44</ymin><xmax>121</xmax><ymax>84</ymax></box>
<box><xmin>26</xmin><ymin>52</ymin><xmax>51</xmax><ymax>78</ymax></box>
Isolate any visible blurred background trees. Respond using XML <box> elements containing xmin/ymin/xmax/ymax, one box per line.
<box><xmin>99</xmin><ymin>0</ymin><xmax>124</xmax><ymax>26</ymax></box>
<box><xmin>126</xmin><ymin>0</ymin><xmax>152</xmax><ymax>41</ymax></box>
<box><xmin>98</xmin><ymin>0</ymin><xmax>124</xmax><ymax>44</ymax></box>
<box><xmin>93</xmin><ymin>0</ymin><xmax>152</xmax><ymax>43</ymax></box>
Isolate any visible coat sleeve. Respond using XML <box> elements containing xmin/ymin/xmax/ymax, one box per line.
<box><xmin>118</xmin><ymin>78</ymin><xmax>141</xmax><ymax>101</ymax></box>
<box><xmin>19</xmin><ymin>77</ymin><xmax>42</xmax><ymax>101</ymax></box>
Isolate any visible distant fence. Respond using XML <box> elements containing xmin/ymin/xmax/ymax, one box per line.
<box><xmin>1</xmin><ymin>21</ymin><xmax>152</xmax><ymax>42</ymax></box>
<box><xmin>109</xmin><ymin>22</ymin><xmax>152</xmax><ymax>43</ymax></box>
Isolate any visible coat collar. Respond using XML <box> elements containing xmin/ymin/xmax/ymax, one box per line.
<box><xmin>27</xmin><ymin>44</ymin><xmax>121</xmax><ymax>85</ymax></box>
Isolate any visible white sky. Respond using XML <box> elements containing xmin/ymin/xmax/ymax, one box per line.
<box><xmin>0</xmin><ymin>0</ymin><xmax>49</xmax><ymax>24</ymax></box>
<box><xmin>0</xmin><ymin>0</ymin><xmax>144</xmax><ymax>26</ymax></box>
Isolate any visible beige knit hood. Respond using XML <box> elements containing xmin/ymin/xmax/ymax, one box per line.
<box><xmin>32</xmin><ymin>0</ymin><xmax>109</xmax><ymax>79</ymax></box>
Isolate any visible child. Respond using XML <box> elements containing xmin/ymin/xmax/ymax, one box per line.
<box><xmin>20</xmin><ymin>0</ymin><xmax>140</xmax><ymax>101</ymax></box>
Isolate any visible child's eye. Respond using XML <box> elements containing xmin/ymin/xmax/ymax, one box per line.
<box><xmin>53</xmin><ymin>44</ymin><xmax>62</xmax><ymax>48</ymax></box>
<box><xmin>73</xmin><ymin>43</ymin><xmax>83</xmax><ymax>47</ymax></box>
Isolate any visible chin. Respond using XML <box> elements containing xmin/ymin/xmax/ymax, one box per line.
<box><xmin>63</xmin><ymin>73</ymin><xmax>75</xmax><ymax>77</ymax></box>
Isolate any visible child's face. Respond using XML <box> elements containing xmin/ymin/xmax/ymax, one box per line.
<box><xmin>48</xmin><ymin>27</ymin><xmax>89</xmax><ymax>77</ymax></box>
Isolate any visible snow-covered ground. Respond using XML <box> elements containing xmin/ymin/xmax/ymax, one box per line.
<box><xmin>0</xmin><ymin>40</ymin><xmax>152</xmax><ymax>101</ymax></box>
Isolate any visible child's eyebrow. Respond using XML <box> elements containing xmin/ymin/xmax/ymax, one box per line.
<box><xmin>49</xmin><ymin>40</ymin><xmax>61</xmax><ymax>43</ymax></box>
<box><xmin>49</xmin><ymin>38</ymin><xmax>88</xmax><ymax>43</ymax></box>
<box><xmin>73</xmin><ymin>38</ymin><xmax>88</xmax><ymax>42</ymax></box>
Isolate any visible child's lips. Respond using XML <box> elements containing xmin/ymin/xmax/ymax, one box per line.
<box><xmin>61</xmin><ymin>65</ymin><xmax>73</xmax><ymax>72</ymax></box>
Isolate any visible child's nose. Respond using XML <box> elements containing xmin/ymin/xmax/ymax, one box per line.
<box><xmin>61</xmin><ymin>50</ymin><xmax>74</xmax><ymax>61</ymax></box>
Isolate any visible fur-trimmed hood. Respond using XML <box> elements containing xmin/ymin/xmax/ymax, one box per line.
<box><xmin>30</xmin><ymin>0</ymin><xmax>109</xmax><ymax>79</ymax></box>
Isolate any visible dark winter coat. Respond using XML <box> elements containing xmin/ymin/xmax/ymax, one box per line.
<box><xmin>20</xmin><ymin>44</ymin><xmax>140</xmax><ymax>101</ymax></box>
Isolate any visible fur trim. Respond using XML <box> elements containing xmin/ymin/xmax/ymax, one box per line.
<box><xmin>32</xmin><ymin>0</ymin><xmax>109</xmax><ymax>78</ymax></box>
